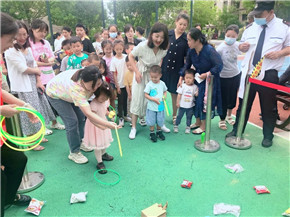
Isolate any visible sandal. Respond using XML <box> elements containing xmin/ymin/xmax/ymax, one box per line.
<box><xmin>41</xmin><ymin>138</ymin><xmax>48</xmax><ymax>143</ymax></box>
<box><xmin>13</xmin><ymin>194</ymin><xmax>31</xmax><ymax>206</ymax></box>
<box><xmin>45</xmin><ymin>128</ymin><xmax>53</xmax><ymax>136</ymax></box>
<box><xmin>50</xmin><ymin>122</ymin><xmax>65</xmax><ymax>130</ymax></box>
<box><xmin>226</xmin><ymin>116</ymin><xmax>235</xmax><ymax>125</ymax></box>
<box><xmin>192</xmin><ymin>127</ymin><xmax>205</xmax><ymax>135</ymax></box>
<box><xmin>172</xmin><ymin>116</ymin><xmax>177</xmax><ymax>125</ymax></box>
<box><xmin>33</xmin><ymin>145</ymin><xmax>45</xmax><ymax>151</ymax></box>
<box><xmin>219</xmin><ymin>120</ymin><xmax>227</xmax><ymax>130</ymax></box>
<box><xmin>190</xmin><ymin>123</ymin><xmax>200</xmax><ymax>129</ymax></box>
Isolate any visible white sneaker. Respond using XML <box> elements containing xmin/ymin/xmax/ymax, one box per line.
<box><xmin>139</xmin><ymin>118</ymin><xmax>147</xmax><ymax>126</ymax></box>
<box><xmin>68</xmin><ymin>152</ymin><xmax>88</xmax><ymax>164</ymax></box>
<box><xmin>124</xmin><ymin>115</ymin><xmax>132</xmax><ymax>122</ymax></box>
<box><xmin>119</xmin><ymin>118</ymin><xmax>124</xmax><ymax>127</ymax></box>
<box><xmin>173</xmin><ymin>125</ymin><xmax>179</xmax><ymax>133</ymax></box>
<box><xmin>185</xmin><ymin>127</ymin><xmax>190</xmax><ymax>134</ymax></box>
<box><xmin>50</xmin><ymin>122</ymin><xmax>65</xmax><ymax>130</ymax></box>
<box><xmin>80</xmin><ymin>142</ymin><xmax>94</xmax><ymax>152</ymax></box>
<box><xmin>129</xmin><ymin>128</ymin><xmax>136</xmax><ymax>139</ymax></box>
<box><xmin>161</xmin><ymin>125</ymin><xmax>171</xmax><ymax>133</ymax></box>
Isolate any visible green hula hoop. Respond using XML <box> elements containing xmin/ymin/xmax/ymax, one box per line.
<box><xmin>94</xmin><ymin>169</ymin><xmax>121</xmax><ymax>185</ymax></box>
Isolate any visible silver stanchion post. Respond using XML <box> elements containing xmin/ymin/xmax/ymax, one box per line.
<box><xmin>225</xmin><ymin>75</ymin><xmax>252</xmax><ymax>149</ymax></box>
<box><xmin>10</xmin><ymin>113</ymin><xmax>45</xmax><ymax>193</ymax></box>
<box><xmin>194</xmin><ymin>75</ymin><xmax>220</xmax><ymax>153</ymax></box>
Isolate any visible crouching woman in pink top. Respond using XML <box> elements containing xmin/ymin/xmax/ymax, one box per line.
<box><xmin>46</xmin><ymin>65</ymin><xmax>117</xmax><ymax>164</ymax></box>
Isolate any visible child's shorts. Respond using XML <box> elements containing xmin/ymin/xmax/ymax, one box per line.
<box><xmin>146</xmin><ymin>109</ymin><xmax>164</xmax><ymax>127</ymax></box>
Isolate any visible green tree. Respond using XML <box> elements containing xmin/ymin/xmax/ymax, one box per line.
<box><xmin>216</xmin><ymin>6</ymin><xmax>242</xmax><ymax>38</ymax></box>
<box><xmin>1</xmin><ymin>0</ymin><xmax>46</xmax><ymax>24</ymax></box>
<box><xmin>49</xmin><ymin>1</ymin><xmax>103</xmax><ymax>39</ymax></box>
<box><xmin>192</xmin><ymin>0</ymin><xmax>217</xmax><ymax>29</ymax></box>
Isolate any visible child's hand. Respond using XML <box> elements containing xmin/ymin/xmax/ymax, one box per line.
<box><xmin>153</xmin><ymin>98</ymin><xmax>160</xmax><ymax>105</ymax></box>
<box><xmin>176</xmin><ymin>103</ymin><xmax>180</xmax><ymax>108</ymax></box>
<box><xmin>195</xmin><ymin>90</ymin><xmax>198</xmax><ymax>97</ymax></box>
<box><xmin>128</xmin><ymin>94</ymin><xmax>132</xmax><ymax>101</ymax></box>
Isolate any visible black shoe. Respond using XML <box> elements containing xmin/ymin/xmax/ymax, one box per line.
<box><xmin>262</xmin><ymin>138</ymin><xmax>272</xmax><ymax>148</ymax></box>
<box><xmin>150</xmin><ymin>132</ymin><xmax>157</xmax><ymax>142</ymax></box>
<box><xmin>225</xmin><ymin>130</ymin><xmax>236</xmax><ymax>138</ymax></box>
<box><xmin>102</xmin><ymin>153</ymin><xmax>114</xmax><ymax>161</ymax></box>
<box><xmin>97</xmin><ymin>162</ymin><xmax>107</xmax><ymax>174</ymax></box>
<box><xmin>13</xmin><ymin>194</ymin><xmax>31</xmax><ymax>206</ymax></box>
<box><xmin>156</xmin><ymin>131</ymin><xmax>165</xmax><ymax>140</ymax></box>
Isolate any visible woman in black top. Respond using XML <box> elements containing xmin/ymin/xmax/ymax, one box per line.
<box><xmin>161</xmin><ymin>13</ymin><xmax>189</xmax><ymax>124</ymax></box>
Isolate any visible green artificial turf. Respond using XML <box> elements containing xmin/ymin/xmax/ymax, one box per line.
<box><xmin>4</xmin><ymin>99</ymin><xmax>289</xmax><ymax>217</ymax></box>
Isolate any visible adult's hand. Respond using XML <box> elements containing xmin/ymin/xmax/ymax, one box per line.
<box><xmin>0</xmin><ymin>104</ymin><xmax>19</xmax><ymax>117</ymax></box>
<box><xmin>264</xmin><ymin>51</ymin><xmax>281</xmax><ymax>60</ymax></box>
<box><xmin>135</xmin><ymin>71</ymin><xmax>142</xmax><ymax>84</ymax></box>
<box><xmin>239</xmin><ymin>42</ymin><xmax>250</xmax><ymax>53</ymax></box>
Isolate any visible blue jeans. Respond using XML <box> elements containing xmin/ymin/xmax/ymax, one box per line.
<box><xmin>175</xmin><ymin>107</ymin><xmax>194</xmax><ymax>127</ymax></box>
<box><xmin>47</xmin><ymin>96</ymin><xmax>85</xmax><ymax>153</ymax></box>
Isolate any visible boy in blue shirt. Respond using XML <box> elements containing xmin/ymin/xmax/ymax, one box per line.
<box><xmin>144</xmin><ymin>65</ymin><xmax>167</xmax><ymax>142</ymax></box>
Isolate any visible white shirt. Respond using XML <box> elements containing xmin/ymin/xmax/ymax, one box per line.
<box><xmin>92</xmin><ymin>41</ymin><xmax>103</xmax><ymax>54</ymax></box>
<box><xmin>54</xmin><ymin>36</ymin><xmax>65</xmax><ymax>52</ymax></box>
<box><xmin>110</xmin><ymin>54</ymin><xmax>127</xmax><ymax>88</ymax></box>
<box><xmin>177</xmin><ymin>83</ymin><xmax>198</xmax><ymax>108</ymax></box>
<box><xmin>131</xmin><ymin>40</ymin><xmax>168</xmax><ymax>73</ymax></box>
<box><xmin>5</xmin><ymin>47</ymin><xmax>37</xmax><ymax>92</ymax></box>
<box><xmin>238</xmin><ymin>15</ymin><xmax>290</xmax><ymax>98</ymax></box>
<box><xmin>216</xmin><ymin>42</ymin><xmax>240</xmax><ymax>78</ymax></box>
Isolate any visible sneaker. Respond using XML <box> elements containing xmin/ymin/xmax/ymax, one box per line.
<box><xmin>185</xmin><ymin>126</ymin><xmax>190</xmax><ymax>134</ymax></box>
<box><xmin>119</xmin><ymin>118</ymin><xmax>124</xmax><ymax>127</ymax></box>
<box><xmin>80</xmin><ymin>142</ymin><xmax>94</xmax><ymax>152</ymax></box>
<box><xmin>96</xmin><ymin>162</ymin><xmax>107</xmax><ymax>174</ymax></box>
<box><xmin>129</xmin><ymin>128</ymin><xmax>136</xmax><ymax>139</ymax></box>
<box><xmin>50</xmin><ymin>122</ymin><xmax>65</xmax><ymax>130</ymax></box>
<box><xmin>102</xmin><ymin>153</ymin><xmax>114</xmax><ymax>161</ymax></box>
<box><xmin>156</xmin><ymin>131</ymin><xmax>165</xmax><ymax>140</ymax></box>
<box><xmin>161</xmin><ymin>125</ymin><xmax>171</xmax><ymax>133</ymax></box>
<box><xmin>173</xmin><ymin>125</ymin><xmax>179</xmax><ymax>133</ymax></box>
<box><xmin>139</xmin><ymin>118</ymin><xmax>147</xmax><ymax>126</ymax></box>
<box><xmin>68</xmin><ymin>152</ymin><xmax>88</xmax><ymax>164</ymax></box>
<box><xmin>124</xmin><ymin>115</ymin><xmax>132</xmax><ymax>122</ymax></box>
<box><xmin>150</xmin><ymin>132</ymin><xmax>157</xmax><ymax>142</ymax></box>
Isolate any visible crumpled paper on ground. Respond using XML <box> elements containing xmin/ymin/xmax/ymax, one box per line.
<box><xmin>224</xmin><ymin>164</ymin><xmax>244</xmax><ymax>173</ymax></box>
<box><xmin>70</xmin><ymin>192</ymin><xmax>88</xmax><ymax>204</ymax></box>
<box><xmin>213</xmin><ymin>203</ymin><xmax>241</xmax><ymax>217</ymax></box>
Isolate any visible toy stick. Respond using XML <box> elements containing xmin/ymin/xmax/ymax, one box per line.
<box><xmin>201</xmin><ymin>132</ymin><xmax>205</xmax><ymax>143</ymax></box>
<box><xmin>163</xmin><ymin>97</ymin><xmax>170</xmax><ymax>116</ymax></box>
<box><xmin>115</xmin><ymin>127</ymin><xmax>122</xmax><ymax>157</ymax></box>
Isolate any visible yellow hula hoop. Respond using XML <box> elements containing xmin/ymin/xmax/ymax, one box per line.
<box><xmin>0</xmin><ymin>107</ymin><xmax>45</xmax><ymax>151</ymax></box>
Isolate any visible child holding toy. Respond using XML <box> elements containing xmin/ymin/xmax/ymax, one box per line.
<box><xmin>144</xmin><ymin>65</ymin><xmax>167</xmax><ymax>142</ymax></box>
<box><xmin>174</xmin><ymin>68</ymin><xmax>198</xmax><ymax>134</ymax></box>
<box><xmin>82</xmin><ymin>82</ymin><xmax>116</xmax><ymax>174</ymax></box>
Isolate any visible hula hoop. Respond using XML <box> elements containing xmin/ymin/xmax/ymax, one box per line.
<box><xmin>0</xmin><ymin>107</ymin><xmax>45</xmax><ymax>151</ymax></box>
<box><xmin>108</xmin><ymin>105</ymin><xmax>117</xmax><ymax>123</ymax></box>
<box><xmin>94</xmin><ymin>169</ymin><xmax>121</xmax><ymax>185</ymax></box>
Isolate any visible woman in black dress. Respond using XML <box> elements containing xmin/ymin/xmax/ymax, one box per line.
<box><xmin>161</xmin><ymin>12</ymin><xmax>189</xmax><ymax>124</ymax></box>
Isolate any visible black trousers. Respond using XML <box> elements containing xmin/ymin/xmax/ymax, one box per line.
<box><xmin>1</xmin><ymin>143</ymin><xmax>27</xmax><ymax>216</ymax></box>
<box><xmin>117</xmin><ymin>87</ymin><xmax>128</xmax><ymax>118</ymax></box>
<box><xmin>219</xmin><ymin>73</ymin><xmax>241</xmax><ymax>120</ymax></box>
<box><xmin>233</xmin><ymin>69</ymin><xmax>279</xmax><ymax>140</ymax></box>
